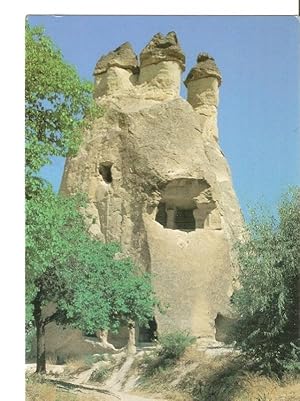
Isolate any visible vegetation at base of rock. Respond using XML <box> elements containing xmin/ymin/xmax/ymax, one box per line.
<box><xmin>26</xmin><ymin>189</ymin><xmax>157</xmax><ymax>373</ymax></box>
<box><xmin>25</xmin><ymin>21</ymin><xmax>102</xmax><ymax>199</ymax></box>
<box><xmin>158</xmin><ymin>331</ymin><xmax>197</xmax><ymax>363</ymax></box>
<box><xmin>134</xmin><ymin>348</ymin><xmax>300</xmax><ymax>401</ymax></box>
<box><xmin>141</xmin><ymin>330</ymin><xmax>196</xmax><ymax>375</ymax></box>
<box><xmin>232</xmin><ymin>187</ymin><xmax>300</xmax><ymax>377</ymax></box>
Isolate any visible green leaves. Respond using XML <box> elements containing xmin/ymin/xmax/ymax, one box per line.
<box><xmin>26</xmin><ymin>188</ymin><xmax>157</xmax><ymax>335</ymax></box>
<box><xmin>232</xmin><ymin>187</ymin><xmax>300</xmax><ymax>377</ymax></box>
<box><xmin>25</xmin><ymin>22</ymin><xmax>102</xmax><ymax>199</ymax></box>
<box><xmin>25</xmin><ymin>23</ymin><xmax>157</xmax><ymax>367</ymax></box>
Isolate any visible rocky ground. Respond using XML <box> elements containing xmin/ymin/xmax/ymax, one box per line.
<box><xmin>26</xmin><ymin>343</ymin><xmax>300</xmax><ymax>401</ymax></box>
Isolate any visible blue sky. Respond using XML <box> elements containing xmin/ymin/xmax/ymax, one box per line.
<box><xmin>28</xmin><ymin>16</ymin><xmax>299</xmax><ymax>219</ymax></box>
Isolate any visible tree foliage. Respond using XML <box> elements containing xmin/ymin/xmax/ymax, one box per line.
<box><xmin>26</xmin><ymin>190</ymin><xmax>157</xmax><ymax>371</ymax></box>
<box><xmin>232</xmin><ymin>187</ymin><xmax>300</xmax><ymax>377</ymax></box>
<box><xmin>25</xmin><ymin>23</ymin><xmax>157</xmax><ymax>373</ymax></box>
<box><xmin>25</xmin><ymin>22</ymin><xmax>101</xmax><ymax>197</ymax></box>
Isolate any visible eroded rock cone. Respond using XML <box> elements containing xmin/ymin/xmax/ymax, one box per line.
<box><xmin>185</xmin><ymin>52</ymin><xmax>222</xmax><ymax>86</ymax></box>
<box><xmin>94</xmin><ymin>42</ymin><xmax>138</xmax><ymax>75</ymax></box>
<box><xmin>44</xmin><ymin>33</ymin><xmax>244</xmax><ymax>360</ymax></box>
<box><xmin>140</xmin><ymin>31</ymin><xmax>185</xmax><ymax>70</ymax></box>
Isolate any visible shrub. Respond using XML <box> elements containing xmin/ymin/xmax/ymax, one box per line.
<box><xmin>232</xmin><ymin>187</ymin><xmax>300</xmax><ymax>377</ymax></box>
<box><xmin>142</xmin><ymin>330</ymin><xmax>196</xmax><ymax>375</ymax></box>
<box><xmin>158</xmin><ymin>330</ymin><xmax>197</xmax><ymax>362</ymax></box>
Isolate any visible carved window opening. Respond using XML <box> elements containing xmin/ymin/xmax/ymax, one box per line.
<box><xmin>155</xmin><ymin>203</ymin><xmax>196</xmax><ymax>231</ymax></box>
<box><xmin>175</xmin><ymin>208</ymin><xmax>195</xmax><ymax>231</ymax></box>
<box><xmin>154</xmin><ymin>179</ymin><xmax>220</xmax><ymax>231</ymax></box>
<box><xmin>99</xmin><ymin>163</ymin><xmax>112</xmax><ymax>183</ymax></box>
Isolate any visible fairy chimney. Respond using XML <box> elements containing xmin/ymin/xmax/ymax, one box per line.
<box><xmin>50</xmin><ymin>32</ymin><xmax>244</xmax><ymax>355</ymax></box>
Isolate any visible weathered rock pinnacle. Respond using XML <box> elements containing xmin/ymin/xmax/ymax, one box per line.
<box><xmin>140</xmin><ymin>31</ymin><xmax>185</xmax><ymax>70</ymax></box>
<box><xmin>94</xmin><ymin>42</ymin><xmax>138</xmax><ymax>75</ymax></box>
<box><xmin>43</xmin><ymin>32</ymin><xmax>245</xmax><ymax>359</ymax></box>
<box><xmin>185</xmin><ymin>52</ymin><xmax>222</xmax><ymax>86</ymax></box>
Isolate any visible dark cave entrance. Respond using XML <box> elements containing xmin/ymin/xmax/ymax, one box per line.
<box><xmin>99</xmin><ymin>163</ymin><xmax>113</xmax><ymax>183</ymax></box>
<box><xmin>138</xmin><ymin>318</ymin><xmax>158</xmax><ymax>343</ymax></box>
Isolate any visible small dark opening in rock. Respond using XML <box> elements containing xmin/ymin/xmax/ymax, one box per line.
<box><xmin>99</xmin><ymin>163</ymin><xmax>112</xmax><ymax>183</ymax></box>
<box><xmin>138</xmin><ymin>318</ymin><xmax>158</xmax><ymax>343</ymax></box>
<box><xmin>215</xmin><ymin>313</ymin><xmax>235</xmax><ymax>344</ymax></box>
<box><xmin>155</xmin><ymin>202</ymin><xmax>167</xmax><ymax>227</ymax></box>
<box><xmin>175</xmin><ymin>208</ymin><xmax>195</xmax><ymax>231</ymax></box>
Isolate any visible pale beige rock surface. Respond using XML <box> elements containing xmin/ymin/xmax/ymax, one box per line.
<box><xmin>46</xmin><ymin>32</ymin><xmax>244</xmax><ymax>356</ymax></box>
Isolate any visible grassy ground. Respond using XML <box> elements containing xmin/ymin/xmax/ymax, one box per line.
<box><xmin>132</xmin><ymin>346</ymin><xmax>300</xmax><ymax>401</ymax></box>
<box><xmin>25</xmin><ymin>374</ymin><xmax>113</xmax><ymax>401</ymax></box>
<box><xmin>26</xmin><ymin>348</ymin><xmax>300</xmax><ymax>401</ymax></box>
<box><xmin>26</xmin><ymin>380</ymin><xmax>100</xmax><ymax>401</ymax></box>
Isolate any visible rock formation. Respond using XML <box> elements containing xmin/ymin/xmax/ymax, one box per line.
<box><xmin>47</xmin><ymin>32</ymin><xmax>244</xmax><ymax>356</ymax></box>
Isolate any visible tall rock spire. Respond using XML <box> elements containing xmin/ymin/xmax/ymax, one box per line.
<box><xmin>51</xmin><ymin>33</ymin><xmax>244</xmax><ymax>358</ymax></box>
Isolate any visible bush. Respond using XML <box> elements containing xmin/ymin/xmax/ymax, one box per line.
<box><xmin>232</xmin><ymin>187</ymin><xmax>300</xmax><ymax>377</ymax></box>
<box><xmin>142</xmin><ymin>330</ymin><xmax>196</xmax><ymax>375</ymax></box>
<box><xmin>158</xmin><ymin>330</ymin><xmax>196</xmax><ymax>362</ymax></box>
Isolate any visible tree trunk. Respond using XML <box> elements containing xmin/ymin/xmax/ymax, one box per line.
<box><xmin>127</xmin><ymin>320</ymin><xmax>136</xmax><ymax>355</ymax></box>
<box><xmin>36</xmin><ymin>321</ymin><xmax>46</xmax><ymax>373</ymax></box>
<box><xmin>34</xmin><ymin>297</ymin><xmax>46</xmax><ymax>373</ymax></box>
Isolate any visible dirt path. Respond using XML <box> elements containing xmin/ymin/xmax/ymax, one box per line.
<box><xmin>26</xmin><ymin>363</ymin><xmax>167</xmax><ymax>401</ymax></box>
<box><xmin>103</xmin><ymin>356</ymin><xmax>167</xmax><ymax>401</ymax></box>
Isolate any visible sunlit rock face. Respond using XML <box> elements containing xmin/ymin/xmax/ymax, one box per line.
<box><xmin>59</xmin><ymin>32</ymin><xmax>244</xmax><ymax>346</ymax></box>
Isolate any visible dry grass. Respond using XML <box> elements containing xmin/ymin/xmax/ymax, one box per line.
<box><xmin>181</xmin><ymin>346</ymin><xmax>205</xmax><ymax>364</ymax></box>
<box><xmin>274</xmin><ymin>380</ymin><xmax>300</xmax><ymax>401</ymax></box>
<box><xmin>26</xmin><ymin>378</ymin><xmax>110</xmax><ymax>401</ymax></box>
<box><xmin>63</xmin><ymin>357</ymin><xmax>94</xmax><ymax>377</ymax></box>
<box><xmin>134</xmin><ymin>346</ymin><xmax>300</xmax><ymax>401</ymax></box>
<box><xmin>164</xmin><ymin>389</ymin><xmax>194</xmax><ymax>401</ymax></box>
<box><xmin>26</xmin><ymin>381</ymin><xmax>56</xmax><ymax>401</ymax></box>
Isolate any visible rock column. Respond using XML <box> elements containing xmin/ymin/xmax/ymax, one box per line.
<box><xmin>185</xmin><ymin>53</ymin><xmax>222</xmax><ymax>141</ymax></box>
<box><xmin>93</xmin><ymin>42</ymin><xmax>138</xmax><ymax>98</ymax></box>
<box><xmin>139</xmin><ymin>31</ymin><xmax>185</xmax><ymax>100</ymax></box>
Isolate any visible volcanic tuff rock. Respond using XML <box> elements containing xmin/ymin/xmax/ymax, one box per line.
<box><xmin>140</xmin><ymin>31</ymin><xmax>185</xmax><ymax>69</ymax></box>
<box><xmin>94</xmin><ymin>42</ymin><xmax>138</xmax><ymax>75</ymax></box>
<box><xmin>185</xmin><ymin>53</ymin><xmax>222</xmax><ymax>85</ymax></box>
<box><xmin>53</xmin><ymin>32</ymin><xmax>244</xmax><ymax>354</ymax></box>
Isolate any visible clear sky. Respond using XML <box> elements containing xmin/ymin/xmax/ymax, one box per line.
<box><xmin>27</xmin><ymin>15</ymin><xmax>300</xmax><ymax>220</ymax></box>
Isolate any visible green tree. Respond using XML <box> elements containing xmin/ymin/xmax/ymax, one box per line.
<box><xmin>25</xmin><ymin>23</ymin><xmax>157</xmax><ymax>374</ymax></box>
<box><xmin>25</xmin><ymin>22</ymin><xmax>101</xmax><ymax>198</ymax></box>
<box><xmin>26</xmin><ymin>189</ymin><xmax>157</xmax><ymax>373</ymax></box>
<box><xmin>232</xmin><ymin>187</ymin><xmax>300</xmax><ymax>377</ymax></box>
